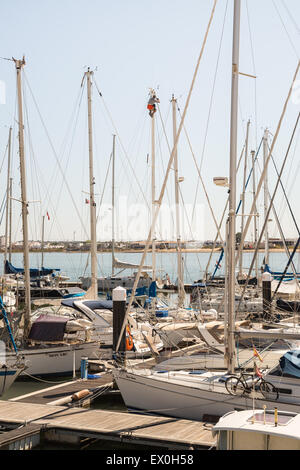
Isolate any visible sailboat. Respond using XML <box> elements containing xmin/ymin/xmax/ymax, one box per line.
<box><xmin>80</xmin><ymin>133</ymin><xmax>153</xmax><ymax>294</ymax></box>
<box><xmin>113</xmin><ymin>0</ymin><xmax>300</xmax><ymax>421</ymax></box>
<box><xmin>4</xmin><ymin>58</ymin><xmax>100</xmax><ymax>377</ymax></box>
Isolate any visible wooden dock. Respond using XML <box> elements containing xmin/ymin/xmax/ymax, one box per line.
<box><xmin>0</xmin><ymin>401</ymin><xmax>216</xmax><ymax>450</ymax></box>
<box><xmin>10</xmin><ymin>372</ymin><xmax>114</xmax><ymax>406</ymax></box>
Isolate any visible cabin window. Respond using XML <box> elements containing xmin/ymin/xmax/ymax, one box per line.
<box><xmin>217</xmin><ymin>431</ymin><xmax>227</xmax><ymax>450</ymax></box>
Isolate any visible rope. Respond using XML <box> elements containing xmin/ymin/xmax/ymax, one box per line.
<box><xmin>21</xmin><ymin>370</ymin><xmax>76</xmax><ymax>384</ymax></box>
<box><xmin>116</xmin><ymin>0</ymin><xmax>219</xmax><ymax>353</ymax></box>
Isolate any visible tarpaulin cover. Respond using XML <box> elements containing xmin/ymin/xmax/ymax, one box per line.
<box><xmin>61</xmin><ymin>299</ymin><xmax>113</xmax><ymax>312</ymax></box>
<box><xmin>5</xmin><ymin>260</ymin><xmax>60</xmax><ymax>278</ymax></box>
<box><xmin>28</xmin><ymin>314</ymin><xmax>68</xmax><ymax>342</ymax></box>
<box><xmin>279</xmin><ymin>350</ymin><xmax>300</xmax><ymax>378</ymax></box>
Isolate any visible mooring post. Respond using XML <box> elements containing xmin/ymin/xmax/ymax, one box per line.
<box><xmin>262</xmin><ymin>271</ymin><xmax>272</xmax><ymax>319</ymax></box>
<box><xmin>113</xmin><ymin>286</ymin><xmax>127</xmax><ymax>367</ymax></box>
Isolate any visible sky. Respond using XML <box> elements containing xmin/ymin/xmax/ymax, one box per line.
<box><xmin>0</xmin><ymin>0</ymin><xmax>300</xmax><ymax>243</ymax></box>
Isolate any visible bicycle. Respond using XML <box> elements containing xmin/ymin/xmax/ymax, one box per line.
<box><xmin>225</xmin><ymin>371</ymin><xmax>279</xmax><ymax>401</ymax></box>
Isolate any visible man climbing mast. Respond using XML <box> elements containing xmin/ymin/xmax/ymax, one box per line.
<box><xmin>147</xmin><ymin>89</ymin><xmax>160</xmax><ymax>118</ymax></box>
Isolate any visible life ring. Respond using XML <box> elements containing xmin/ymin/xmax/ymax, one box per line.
<box><xmin>126</xmin><ymin>325</ymin><xmax>134</xmax><ymax>351</ymax></box>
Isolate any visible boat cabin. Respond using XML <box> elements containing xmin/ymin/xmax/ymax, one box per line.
<box><xmin>213</xmin><ymin>409</ymin><xmax>300</xmax><ymax>450</ymax></box>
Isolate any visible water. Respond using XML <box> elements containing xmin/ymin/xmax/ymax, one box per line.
<box><xmin>1</xmin><ymin>250</ymin><xmax>299</xmax><ymax>285</ymax></box>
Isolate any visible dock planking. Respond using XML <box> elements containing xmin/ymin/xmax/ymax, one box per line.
<box><xmin>10</xmin><ymin>372</ymin><xmax>114</xmax><ymax>405</ymax></box>
<box><xmin>0</xmin><ymin>401</ymin><xmax>216</xmax><ymax>449</ymax></box>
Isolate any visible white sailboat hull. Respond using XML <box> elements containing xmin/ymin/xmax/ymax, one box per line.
<box><xmin>6</xmin><ymin>341</ymin><xmax>100</xmax><ymax>377</ymax></box>
<box><xmin>114</xmin><ymin>369</ymin><xmax>300</xmax><ymax>421</ymax></box>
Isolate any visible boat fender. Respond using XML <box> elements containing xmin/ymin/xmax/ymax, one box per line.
<box><xmin>126</xmin><ymin>325</ymin><xmax>134</xmax><ymax>351</ymax></box>
<box><xmin>72</xmin><ymin>389</ymin><xmax>90</xmax><ymax>401</ymax></box>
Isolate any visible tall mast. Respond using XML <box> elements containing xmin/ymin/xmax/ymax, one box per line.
<box><xmin>41</xmin><ymin>215</ymin><xmax>45</xmax><ymax>268</ymax></box>
<box><xmin>8</xmin><ymin>177</ymin><xmax>13</xmax><ymax>263</ymax></box>
<box><xmin>13</xmin><ymin>57</ymin><xmax>31</xmax><ymax>340</ymax></box>
<box><xmin>150</xmin><ymin>90</ymin><xmax>156</xmax><ymax>282</ymax></box>
<box><xmin>238</xmin><ymin>119</ymin><xmax>250</xmax><ymax>278</ymax></box>
<box><xmin>251</xmin><ymin>150</ymin><xmax>259</xmax><ymax>280</ymax></box>
<box><xmin>171</xmin><ymin>95</ymin><xmax>185</xmax><ymax>307</ymax></box>
<box><xmin>86</xmin><ymin>68</ymin><xmax>98</xmax><ymax>298</ymax></box>
<box><xmin>112</xmin><ymin>134</ymin><xmax>116</xmax><ymax>277</ymax></box>
<box><xmin>263</xmin><ymin>128</ymin><xmax>269</xmax><ymax>267</ymax></box>
<box><xmin>226</xmin><ymin>0</ymin><xmax>241</xmax><ymax>374</ymax></box>
<box><xmin>4</xmin><ymin>126</ymin><xmax>12</xmax><ymax>268</ymax></box>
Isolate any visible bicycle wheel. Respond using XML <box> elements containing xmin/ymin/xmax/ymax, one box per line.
<box><xmin>225</xmin><ymin>376</ymin><xmax>246</xmax><ymax>396</ymax></box>
<box><xmin>259</xmin><ymin>381</ymin><xmax>279</xmax><ymax>401</ymax></box>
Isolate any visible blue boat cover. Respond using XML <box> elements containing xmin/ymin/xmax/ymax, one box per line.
<box><xmin>5</xmin><ymin>260</ymin><xmax>60</xmax><ymax>278</ymax></box>
<box><xmin>279</xmin><ymin>350</ymin><xmax>300</xmax><ymax>378</ymax></box>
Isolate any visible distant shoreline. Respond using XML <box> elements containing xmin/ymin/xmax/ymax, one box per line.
<box><xmin>0</xmin><ymin>248</ymin><xmax>296</xmax><ymax>254</ymax></box>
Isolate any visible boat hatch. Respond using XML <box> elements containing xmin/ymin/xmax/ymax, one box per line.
<box><xmin>247</xmin><ymin>411</ymin><xmax>296</xmax><ymax>426</ymax></box>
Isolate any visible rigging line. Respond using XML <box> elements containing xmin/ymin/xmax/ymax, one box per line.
<box><xmin>156</xmin><ymin>104</ymin><xmax>176</xmax><ymax>240</ymax></box>
<box><xmin>268</xmin><ymin>144</ymin><xmax>300</xmax><ymax>236</ymax></box>
<box><xmin>255</xmin><ymin>154</ymin><xmax>299</xmax><ymax>279</ymax></box>
<box><xmin>272</xmin><ymin>0</ymin><xmax>299</xmax><ymax>59</ymax></box>
<box><xmin>22</xmin><ymin>83</ymin><xmax>42</xmax><ymax>249</ymax></box>
<box><xmin>210</xmin><ymin>138</ymin><xmax>263</xmax><ymax>299</ymax></box>
<box><xmin>245</xmin><ymin>0</ymin><xmax>258</xmax><ymax>149</ymax></box>
<box><xmin>43</xmin><ymin>83</ymin><xmax>85</xmax><ymax>222</ymax></box>
<box><xmin>23</xmin><ymin>73</ymin><xmax>90</xmax><ymax>240</ymax></box>
<box><xmin>22</xmin><ymin>75</ymin><xmax>82</xmax><ymax>272</ymax></box>
<box><xmin>178</xmin><ymin>184</ymin><xmax>204</xmax><ymax>278</ymax></box>
<box><xmin>191</xmin><ymin>0</ymin><xmax>229</xmax><ymax>223</ymax></box>
<box><xmin>235</xmin><ymin>60</ymin><xmax>300</xmax><ymax>271</ymax></box>
<box><xmin>0</xmin><ymin>138</ymin><xmax>9</xmax><ymax>176</ymax></box>
<box><xmin>281</xmin><ymin>0</ymin><xmax>300</xmax><ymax>35</ymax></box>
<box><xmin>45</xmin><ymin>85</ymin><xmax>85</xmax><ymax>245</ymax></box>
<box><xmin>93</xmin><ymin>78</ymin><xmax>150</xmax><ymax>211</ymax></box>
<box><xmin>277</xmin><ymin>126</ymin><xmax>300</xmax><ymax>219</ymax></box>
<box><xmin>178</xmin><ymin>106</ymin><xmax>224</xmax><ymax>244</ymax></box>
<box><xmin>116</xmin><ymin>0</ymin><xmax>219</xmax><ymax>353</ymax></box>
<box><xmin>237</xmin><ymin>112</ymin><xmax>300</xmax><ymax>311</ymax></box>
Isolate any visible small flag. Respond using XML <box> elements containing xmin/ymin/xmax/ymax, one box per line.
<box><xmin>253</xmin><ymin>347</ymin><xmax>263</xmax><ymax>362</ymax></box>
<box><xmin>46</xmin><ymin>212</ymin><xmax>50</xmax><ymax>221</ymax></box>
<box><xmin>254</xmin><ymin>361</ymin><xmax>263</xmax><ymax>378</ymax></box>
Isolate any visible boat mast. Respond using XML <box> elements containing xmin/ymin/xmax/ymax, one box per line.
<box><xmin>226</xmin><ymin>0</ymin><xmax>241</xmax><ymax>374</ymax></box>
<box><xmin>238</xmin><ymin>119</ymin><xmax>250</xmax><ymax>278</ymax></box>
<box><xmin>171</xmin><ymin>95</ymin><xmax>185</xmax><ymax>306</ymax></box>
<box><xmin>150</xmin><ymin>89</ymin><xmax>157</xmax><ymax>282</ymax></box>
<box><xmin>112</xmin><ymin>134</ymin><xmax>116</xmax><ymax>277</ymax></box>
<box><xmin>4</xmin><ymin>126</ymin><xmax>12</xmax><ymax>269</ymax></box>
<box><xmin>41</xmin><ymin>215</ymin><xmax>45</xmax><ymax>268</ymax></box>
<box><xmin>13</xmin><ymin>57</ymin><xmax>31</xmax><ymax>340</ymax></box>
<box><xmin>251</xmin><ymin>150</ymin><xmax>259</xmax><ymax>280</ymax></box>
<box><xmin>86</xmin><ymin>68</ymin><xmax>98</xmax><ymax>299</ymax></box>
<box><xmin>263</xmin><ymin>128</ymin><xmax>270</xmax><ymax>268</ymax></box>
<box><xmin>8</xmin><ymin>177</ymin><xmax>13</xmax><ymax>263</ymax></box>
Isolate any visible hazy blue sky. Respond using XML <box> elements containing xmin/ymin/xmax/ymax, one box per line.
<box><xmin>0</xmin><ymin>0</ymin><xmax>300</xmax><ymax>243</ymax></box>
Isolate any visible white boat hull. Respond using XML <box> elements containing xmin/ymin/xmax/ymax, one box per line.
<box><xmin>6</xmin><ymin>341</ymin><xmax>100</xmax><ymax>377</ymax></box>
<box><xmin>114</xmin><ymin>369</ymin><xmax>300</xmax><ymax>421</ymax></box>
